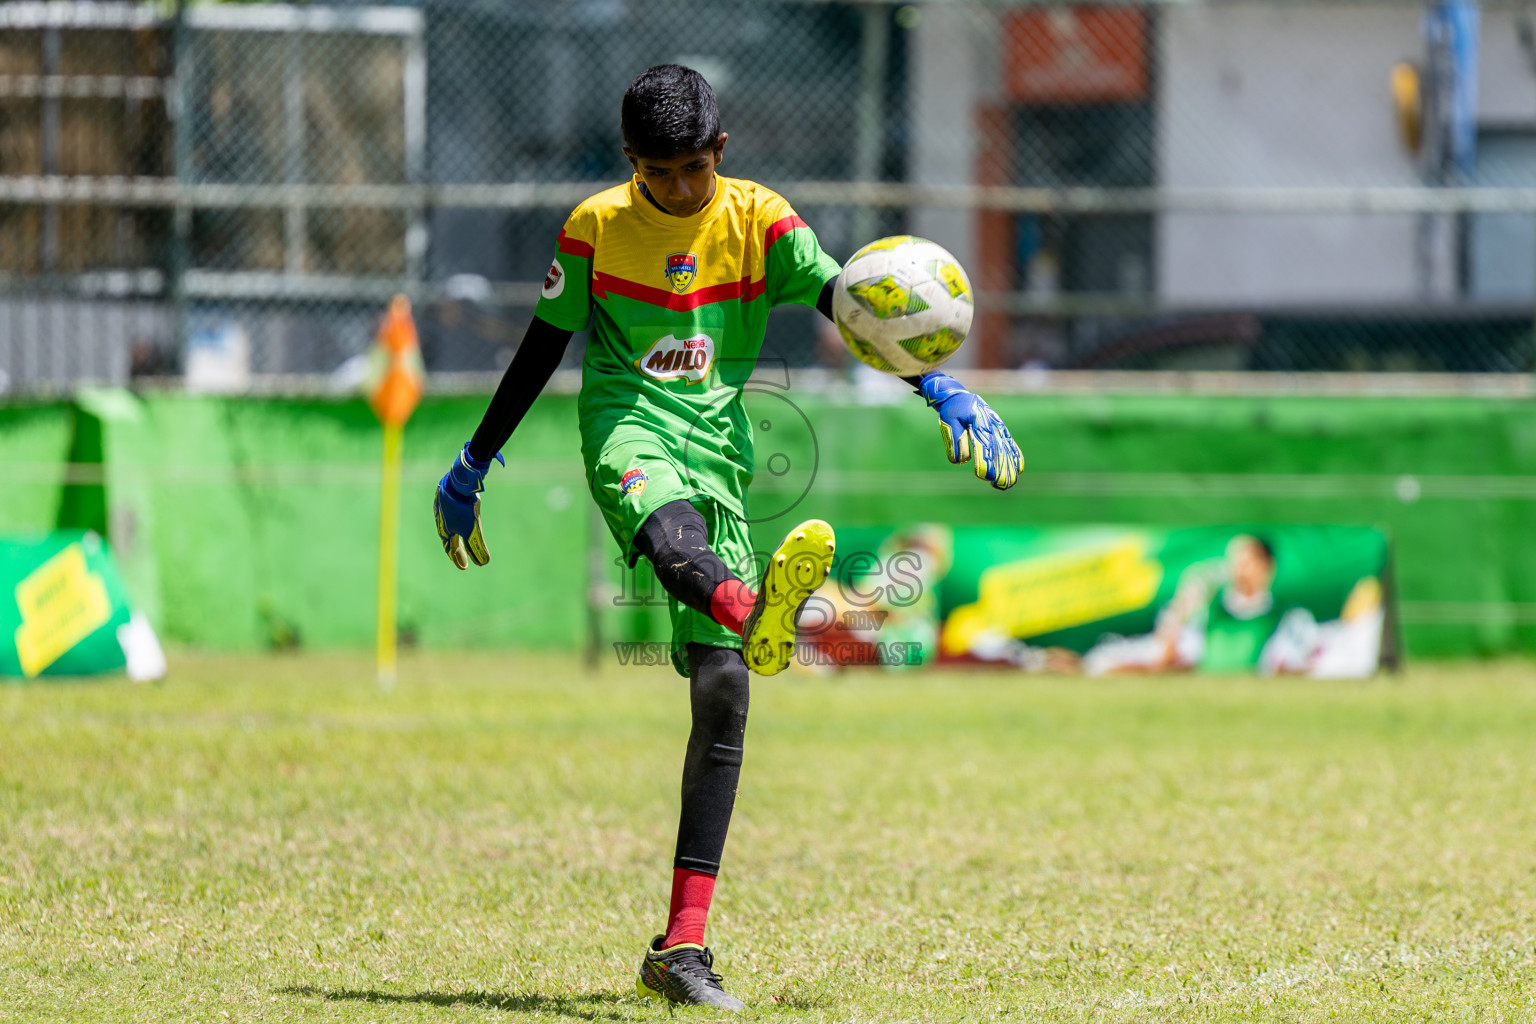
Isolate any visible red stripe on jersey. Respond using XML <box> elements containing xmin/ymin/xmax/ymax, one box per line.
<box><xmin>764</xmin><ymin>215</ymin><xmax>808</xmax><ymax>252</ymax></box>
<box><xmin>556</xmin><ymin>229</ymin><xmax>595</xmax><ymax>259</ymax></box>
<box><xmin>594</xmin><ymin>271</ymin><xmax>767</xmax><ymax>310</ymax></box>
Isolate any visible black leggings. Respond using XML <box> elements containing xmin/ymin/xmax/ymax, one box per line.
<box><xmin>633</xmin><ymin>499</ymin><xmax>735</xmax><ymax>618</ymax></box>
<box><xmin>635</xmin><ymin>501</ymin><xmax>749</xmax><ymax>876</ymax></box>
<box><xmin>673</xmin><ymin>642</ymin><xmax>749</xmax><ymax>874</ymax></box>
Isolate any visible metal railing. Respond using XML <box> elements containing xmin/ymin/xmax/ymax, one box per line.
<box><xmin>0</xmin><ymin>0</ymin><xmax>1531</xmax><ymax>393</ymax></box>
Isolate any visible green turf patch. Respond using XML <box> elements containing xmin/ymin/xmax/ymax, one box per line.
<box><xmin>1</xmin><ymin>653</ymin><xmax>1534</xmax><ymax>1021</ymax></box>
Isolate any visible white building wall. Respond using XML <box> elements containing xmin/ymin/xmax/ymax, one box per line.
<box><xmin>1470</xmin><ymin>10</ymin><xmax>1536</xmax><ymax>301</ymax></box>
<box><xmin>908</xmin><ymin>6</ymin><xmax>1000</xmax><ymax>367</ymax></box>
<box><xmin>1158</xmin><ymin>5</ymin><xmax>1428</xmax><ymax>305</ymax></box>
<box><xmin>910</xmin><ymin>4</ymin><xmax>1536</xmax><ymax>311</ymax></box>
<box><xmin>1479</xmin><ymin>8</ymin><xmax>1536</xmax><ymax>125</ymax></box>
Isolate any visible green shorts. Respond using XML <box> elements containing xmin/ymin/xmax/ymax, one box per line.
<box><xmin>587</xmin><ymin>439</ymin><xmax>753</xmax><ymax>675</ymax></box>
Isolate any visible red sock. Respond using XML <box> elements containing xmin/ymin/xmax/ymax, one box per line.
<box><xmin>708</xmin><ymin>578</ymin><xmax>755</xmax><ymax>637</ymax></box>
<box><xmin>662</xmin><ymin>868</ymin><xmax>717</xmax><ymax>948</ymax></box>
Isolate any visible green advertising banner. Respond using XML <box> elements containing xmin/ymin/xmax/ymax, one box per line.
<box><xmin>5</xmin><ymin>391</ymin><xmax>1530</xmax><ymax>659</ymax></box>
<box><xmin>820</xmin><ymin>525</ymin><xmax>1390</xmax><ymax>677</ymax></box>
<box><xmin>0</xmin><ymin>531</ymin><xmax>165</xmax><ymax>681</ymax></box>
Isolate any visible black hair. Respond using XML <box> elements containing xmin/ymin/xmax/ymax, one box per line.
<box><xmin>1242</xmin><ymin>535</ymin><xmax>1277</xmax><ymax>564</ymax></box>
<box><xmin>621</xmin><ymin>64</ymin><xmax>721</xmax><ymax>159</ymax></box>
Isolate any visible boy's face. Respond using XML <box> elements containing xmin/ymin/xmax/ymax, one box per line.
<box><xmin>1228</xmin><ymin>538</ymin><xmax>1275</xmax><ymax>598</ymax></box>
<box><xmin>624</xmin><ymin>133</ymin><xmax>728</xmax><ymax>217</ymax></box>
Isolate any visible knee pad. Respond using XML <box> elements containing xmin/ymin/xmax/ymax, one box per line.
<box><xmin>687</xmin><ymin>643</ymin><xmax>750</xmax><ymax>731</ymax></box>
<box><xmin>636</xmin><ymin>501</ymin><xmax>731</xmax><ymax>615</ymax></box>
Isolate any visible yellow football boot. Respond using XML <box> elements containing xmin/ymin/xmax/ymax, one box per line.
<box><xmin>742</xmin><ymin>519</ymin><xmax>835</xmax><ymax>676</ymax></box>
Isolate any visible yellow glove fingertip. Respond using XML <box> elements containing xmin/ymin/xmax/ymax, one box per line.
<box><xmin>940</xmin><ymin>423</ymin><xmax>966</xmax><ymax>464</ymax></box>
<box><xmin>467</xmin><ymin>526</ymin><xmax>490</xmax><ymax>567</ymax></box>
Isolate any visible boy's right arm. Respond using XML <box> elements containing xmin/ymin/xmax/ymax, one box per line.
<box><xmin>467</xmin><ymin>316</ymin><xmax>575</xmax><ymax>461</ymax></box>
<box><xmin>434</xmin><ymin>316</ymin><xmax>575</xmax><ymax>569</ymax></box>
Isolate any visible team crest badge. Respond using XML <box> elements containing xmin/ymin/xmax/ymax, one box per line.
<box><xmin>665</xmin><ymin>252</ymin><xmax>697</xmax><ymax>293</ymax></box>
<box><xmin>542</xmin><ymin>259</ymin><xmax>564</xmax><ymax>299</ymax></box>
<box><xmin>619</xmin><ymin>467</ymin><xmax>648</xmax><ymax>499</ymax></box>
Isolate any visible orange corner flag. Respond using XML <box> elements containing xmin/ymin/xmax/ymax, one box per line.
<box><xmin>366</xmin><ymin>295</ymin><xmax>426</xmax><ymax>427</ymax></box>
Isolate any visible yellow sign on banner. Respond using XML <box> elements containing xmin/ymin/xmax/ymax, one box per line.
<box><xmin>942</xmin><ymin>535</ymin><xmax>1163</xmax><ymax>655</ymax></box>
<box><xmin>13</xmin><ymin>543</ymin><xmax>113</xmax><ymax>678</ymax></box>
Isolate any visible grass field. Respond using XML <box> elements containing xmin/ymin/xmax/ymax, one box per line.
<box><xmin>2</xmin><ymin>653</ymin><xmax>1534</xmax><ymax>1022</ymax></box>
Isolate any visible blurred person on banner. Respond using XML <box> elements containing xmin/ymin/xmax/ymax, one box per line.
<box><xmin>795</xmin><ymin>525</ymin><xmax>952</xmax><ymax>671</ymax></box>
<box><xmin>1082</xmin><ymin>534</ymin><xmax>1284</xmax><ymax>676</ymax></box>
<box><xmin>1260</xmin><ymin>577</ymin><xmax>1385</xmax><ymax>679</ymax></box>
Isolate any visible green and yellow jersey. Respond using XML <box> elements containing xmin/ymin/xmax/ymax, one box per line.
<box><xmin>534</xmin><ymin>173</ymin><xmax>841</xmax><ymax>520</ymax></box>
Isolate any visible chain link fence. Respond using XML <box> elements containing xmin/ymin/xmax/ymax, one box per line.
<box><xmin>0</xmin><ymin>0</ymin><xmax>1533</xmax><ymax>394</ymax></box>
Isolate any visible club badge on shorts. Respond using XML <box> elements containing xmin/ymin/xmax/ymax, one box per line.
<box><xmin>665</xmin><ymin>252</ymin><xmax>697</xmax><ymax>293</ymax></box>
<box><xmin>619</xmin><ymin>467</ymin><xmax>648</xmax><ymax>500</ymax></box>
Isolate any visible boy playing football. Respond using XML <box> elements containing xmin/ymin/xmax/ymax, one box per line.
<box><xmin>434</xmin><ymin>65</ymin><xmax>1022</xmax><ymax>1010</ymax></box>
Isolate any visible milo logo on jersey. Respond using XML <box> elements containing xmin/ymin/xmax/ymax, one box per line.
<box><xmin>637</xmin><ymin>333</ymin><xmax>715</xmax><ymax>384</ymax></box>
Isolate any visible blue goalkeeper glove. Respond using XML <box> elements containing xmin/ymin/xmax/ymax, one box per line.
<box><xmin>434</xmin><ymin>442</ymin><xmax>504</xmax><ymax>569</ymax></box>
<box><xmin>917</xmin><ymin>372</ymin><xmax>1024</xmax><ymax>491</ymax></box>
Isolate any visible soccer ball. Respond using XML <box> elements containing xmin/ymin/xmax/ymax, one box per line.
<box><xmin>832</xmin><ymin>236</ymin><xmax>974</xmax><ymax>376</ymax></box>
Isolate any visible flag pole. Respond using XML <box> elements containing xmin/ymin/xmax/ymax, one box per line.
<box><xmin>377</xmin><ymin>419</ymin><xmax>404</xmax><ymax>687</ymax></box>
<box><xmin>366</xmin><ymin>295</ymin><xmax>425</xmax><ymax>688</ymax></box>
